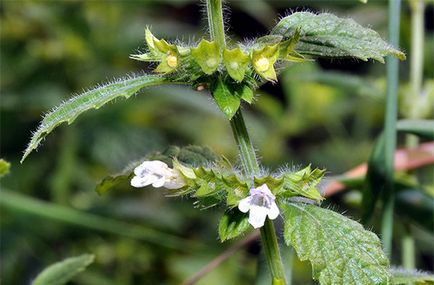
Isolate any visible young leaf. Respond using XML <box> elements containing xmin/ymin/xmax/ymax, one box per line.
<box><xmin>397</xmin><ymin>119</ymin><xmax>434</xmax><ymax>139</ymax></box>
<box><xmin>272</xmin><ymin>12</ymin><xmax>405</xmax><ymax>63</ymax></box>
<box><xmin>32</xmin><ymin>254</ymin><xmax>94</xmax><ymax>285</ymax></box>
<box><xmin>218</xmin><ymin>209</ymin><xmax>250</xmax><ymax>241</ymax></box>
<box><xmin>282</xmin><ymin>203</ymin><xmax>391</xmax><ymax>285</ymax></box>
<box><xmin>211</xmin><ymin>77</ymin><xmax>241</xmax><ymax>119</ymax></box>
<box><xmin>21</xmin><ymin>74</ymin><xmax>166</xmax><ymax>163</ymax></box>
<box><xmin>391</xmin><ymin>268</ymin><xmax>434</xmax><ymax>284</ymax></box>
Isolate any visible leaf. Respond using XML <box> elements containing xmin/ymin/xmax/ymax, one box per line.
<box><xmin>21</xmin><ymin>74</ymin><xmax>165</xmax><ymax>163</ymax></box>
<box><xmin>272</xmin><ymin>12</ymin><xmax>405</xmax><ymax>63</ymax></box>
<box><xmin>397</xmin><ymin>119</ymin><xmax>434</xmax><ymax>139</ymax></box>
<box><xmin>391</xmin><ymin>268</ymin><xmax>434</xmax><ymax>284</ymax></box>
<box><xmin>96</xmin><ymin>173</ymin><xmax>133</xmax><ymax>195</ymax></box>
<box><xmin>396</xmin><ymin>189</ymin><xmax>434</xmax><ymax>233</ymax></box>
<box><xmin>211</xmin><ymin>77</ymin><xmax>241</xmax><ymax>119</ymax></box>
<box><xmin>32</xmin><ymin>254</ymin><xmax>94</xmax><ymax>285</ymax></box>
<box><xmin>362</xmin><ymin>134</ymin><xmax>386</xmax><ymax>223</ymax></box>
<box><xmin>282</xmin><ymin>203</ymin><xmax>391</xmax><ymax>285</ymax></box>
<box><xmin>218</xmin><ymin>209</ymin><xmax>250</xmax><ymax>241</ymax></box>
<box><xmin>0</xmin><ymin>159</ymin><xmax>10</xmax><ymax>178</ymax></box>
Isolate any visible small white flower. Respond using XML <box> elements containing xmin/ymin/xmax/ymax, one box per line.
<box><xmin>130</xmin><ymin>160</ymin><xmax>185</xmax><ymax>189</ymax></box>
<box><xmin>238</xmin><ymin>184</ymin><xmax>280</xmax><ymax>229</ymax></box>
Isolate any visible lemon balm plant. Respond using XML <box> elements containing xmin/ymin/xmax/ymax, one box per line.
<box><xmin>21</xmin><ymin>1</ymin><xmax>411</xmax><ymax>284</ymax></box>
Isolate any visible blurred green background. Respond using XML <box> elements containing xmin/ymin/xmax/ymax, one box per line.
<box><xmin>1</xmin><ymin>1</ymin><xmax>433</xmax><ymax>284</ymax></box>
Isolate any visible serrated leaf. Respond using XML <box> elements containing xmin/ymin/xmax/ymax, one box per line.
<box><xmin>0</xmin><ymin>159</ymin><xmax>10</xmax><ymax>178</ymax></box>
<box><xmin>223</xmin><ymin>47</ymin><xmax>250</xmax><ymax>82</ymax></box>
<box><xmin>21</xmin><ymin>74</ymin><xmax>165</xmax><ymax>162</ymax></box>
<box><xmin>32</xmin><ymin>254</ymin><xmax>94</xmax><ymax>285</ymax></box>
<box><xmin>191</xmin><ymin>39</ymin><xmax>221</xmax><ymax>75</ymax></box>
<box><xmin>397</xmin><ymin>119</ymin><xmax>434</xmax><ymax>139</ymax></box>
<box><xmin>272</xmin><ymin>12</ymin><xmax>405</xmax><ymax>63</ymax></box>
<box><xmin>282</xmin><ymin>203</ymin><xmax>391</xmax><ymax>285</ymax></box>
<box><xmin>391</xmin><ymin>268</ymin><xmax>434</xmax><ymax>284</ymax></box>
<box><xmin>211</xmin><ymin>77</ymin><xmax>241</xmax><ymax>119</ymax></box>
<box><xmin>218</xmin><ymin>209</ymin><xmax>250</xmax><ymax>241</ymax></box>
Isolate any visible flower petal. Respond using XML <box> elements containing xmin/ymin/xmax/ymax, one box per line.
<box><xmin>131</xmin><ymin>175</ymin><xmax>153</xmax><ymax>188</ymax></box>
<box><xmin>267</xmin><ymin>202</ymin><xmax>280</xmax><ymax>220</ymax></box>
<box><xmin>248</xmin><ymin>205</ymin><xmax>269</xmax><ymax>229</ymax></box>
<box><xmin>152</xmin><ymin>177</ymin><xmax>166</xmax><ymax>188</ymax></box>
<box><xmin>238</xmin><ymin>197</ymin><xmax>252</xmax><ymax>213</ymax></box>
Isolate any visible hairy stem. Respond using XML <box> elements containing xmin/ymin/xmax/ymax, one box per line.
<box><xmin>206</xmin><ymin>1</ymin><xmax>286</xmax><ymax>283</ymax></box>
<box><xmin>230</xmin><ymin>111</ymin><xmax>286</xmax><ymax>285</ymax></box>
<box><xmin>207</xmin><ymin>0</ymin><xmax>225</xmax><ymax>49</ymax></box>
<box><xmin>381</xmin><ymin>0</ymin><xmax>401</xmax><ymax>256</ymax></box>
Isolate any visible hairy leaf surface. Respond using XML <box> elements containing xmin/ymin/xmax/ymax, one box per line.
<box><xmin>32</xmin><ymin>254</ymin><xmax>94</xmax><ymax>285</ymax></box>
<box><xmin>22</xmin><ymin>74</ymin><xmax>166</xmax><ymax>162</ymax></box>
<box><xmin>272</xmin><ymin>12</ymin><xmax>405</xmax><ymax>63</ymax></box>
<box><xmin>391</xmin><ymin>268</ymin><xmax>434</xmax><ymax>284</ymax></box>
<box><xmin>282</xmin><ymin>203</ymin><xmax>391</xmax><ymax>285</ymax></box>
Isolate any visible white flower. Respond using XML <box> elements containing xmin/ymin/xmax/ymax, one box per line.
<box><xmin>130</xmin><ymin>160</ymin><xmax>185</xmax><ymax>189</ymax></box>
<box><xmin>238</xmin><ymin>184</ymin><xmax>280</xmax><ymax>229</ymax></box>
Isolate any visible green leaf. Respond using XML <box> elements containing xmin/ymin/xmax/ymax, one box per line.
<box><xmin>32</xmin><ymin>254</ymin><xmax>94</xmax><ymax>285</ymax></box>
<box><xmin>397</xmin><ymin>119</ymin><xmax>434</xmax><ymax>139</ymax></box>
<box><xmin>396</xmin><ymin>189</ymin><xmax>434</xmax><ymax>233</ymax></box>
<box><xmin>282</xmin><ymin>203</ymin><xmax>391</xmax><ymax>285</ymax></box>
<box><xmin>96</xmin><ymin>173</ymin><xmax>133</xmax><ymax>195</ymax></box>
<box><xmin>0</xmin><ymin>159</ymin><xmax>10</xmax><ymax>178</ymax></box>
<box><xmin>223</xmin><ymin>47</ymin><xmax>250</xmax><ymax>82</ymax></box>
<box><xmin>21</xmin><ymin>74</ymin><xmax>165</xmax><ymax>163</ymax></box>
<box><xmin>218</xmin><ymin>209</ymin><xmax>250</xmax><ymax>241</ymax></box>
<box><xmin>211</xmin><ymin>77</ymin><xmax>241</xmax><ymax>119</ymax></box>
<box><xmin>272</xmin><ymin>12</ymin><xmax>405</xmax><ymax>63</ymax></box>
<box><xmin>191</xmin><ymin>39</ymin><xmax>221</xmax><ymax>75</ymax></box>
<box><xmin>362</xmin><ymin>134</ymin><xmax>386</xmax><ymax>223</ymax></box>
<box><xmin>391</xmin><ymin>268</ymin><xmax>434</xmax><ymax>284</ymax></box>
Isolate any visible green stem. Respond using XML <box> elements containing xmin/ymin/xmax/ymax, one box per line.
<box><xmin>381</xmin><ymin>0</ymin><xmax>401</xmax><ymax>256</ymax></box>
<box><xmin>402</xmin><ymin>225</ymin><xmax>416</xmax><ymax>270</ymax></box>
<box><xmin>231</xmin><ymin>110</ymin><xmax>286</xmax><ymax>285</ymax></box>
<box><xmin>230</xmin><ymin>110</ymin><xmax>260</xmax><ymax>175</ymax></box>
<box><xmin>207</xmin><ymin>0</ymin><xmax>225</xmax><ymax>49</ymax></box>
<box><xmin>206</xmin><ymin>1</ymin><xmax>285</xmax><ymax>283</ymax></box>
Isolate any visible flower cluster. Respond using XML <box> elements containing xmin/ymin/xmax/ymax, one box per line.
<box><xmin>130</xmin><ymin>28</ymin><xmax>304</xmax><ymax>82</ymax></box>
<box><xmin>131</xmin><ymin>160</ymin><xmax>282</xmax><ymax>229</ymax></box>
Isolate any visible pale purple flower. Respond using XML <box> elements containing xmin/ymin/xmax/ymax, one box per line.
<box><xmin>131</xmin><ymin>160</ymin><xmax>185</xmax><ymax>189</ymax></box>
<box><xmin>238</xmin><ymin>184</ymin><xmax>280</xmax><ymax>229</ymax></box>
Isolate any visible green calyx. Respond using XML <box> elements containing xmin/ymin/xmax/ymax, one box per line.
<box><xmin>223</xmin><ymin>47</ymin><xmax>250</xmax><ymax>82</ymax></box>
<box><xmin>252</xmin><ymin>44</ymin><xmax>279</xmax><ymax>82</ymax></box>
<box><xmin>170</xmin><ymin>160</ymin><xmax>325</xmax><ymax>209</ymax></box>
<box><xmin>191</xmin><ymin>39</ymin><xmax>221</xmax><ymax>75</ymax></box>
